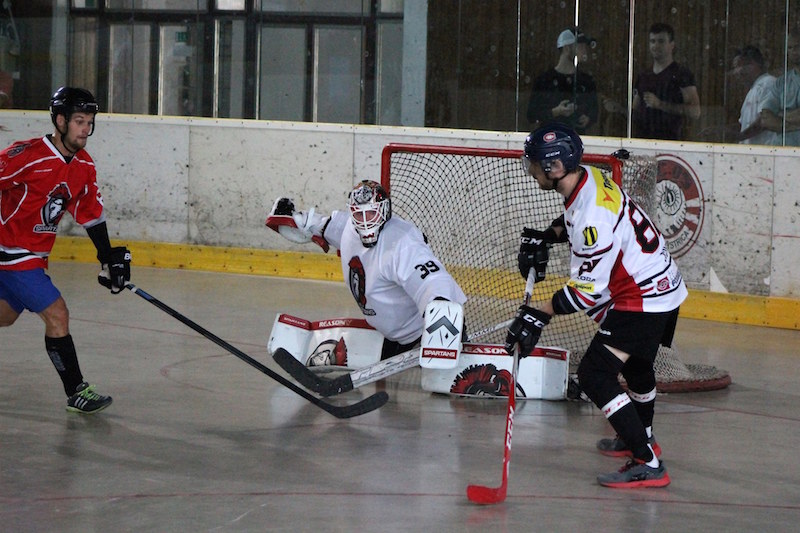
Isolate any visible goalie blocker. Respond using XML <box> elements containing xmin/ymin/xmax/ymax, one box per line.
<box><xmin>420</xmin><ymin>299</ymin><xmax>464</xmax><ymax>369</ymax></box>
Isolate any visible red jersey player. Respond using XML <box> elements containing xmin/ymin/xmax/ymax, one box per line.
<box><xmin>0</xmin><ymin>87</ymin><xmax>131</xmax><ymax>413</ymax></box>
<box><xmin>506</xmin><ymin>122</ymin><xmax>687</xmax><ymax>488</ymax></box>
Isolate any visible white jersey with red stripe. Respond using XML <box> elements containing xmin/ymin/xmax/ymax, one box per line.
<box><xmin>0</xmin><ymin>136</ymin><xmax>105</xmax><ymax>270</ymax></box>
<box><xmin>552</xmin><ymin>164</ymin><xmax>687</xmax><ymax>322</ymax></box>
<box><xmin>324</xmin><ymin>210</ymin><xmax>467</xmax><ymax>344</ymax></box>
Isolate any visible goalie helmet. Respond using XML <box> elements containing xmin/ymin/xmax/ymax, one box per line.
<box><xmin>348</xmin><ymin>180</ymin><xmax>391</xmax><ymax>247</ymax></box>
<box><xmin>523</xmin><ymin>121</ymin><xmax>584</xmax><ymax>174</ymax></box>
<box><xmin>49</xmin><ymin>86</ymin><xmax>100</xmax><ymax>136</ymax></box>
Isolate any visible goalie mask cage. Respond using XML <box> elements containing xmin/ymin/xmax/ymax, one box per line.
<box><xmin>380</xmin><ymin>143</ymin><xmax>730</xmax><ymax>393</ymax></box>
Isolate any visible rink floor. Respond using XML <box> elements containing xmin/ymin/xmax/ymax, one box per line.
<box><xmin>2</xmin><ymin>262</ymin><xmax>799</xmax><ymax>532</ymax></box>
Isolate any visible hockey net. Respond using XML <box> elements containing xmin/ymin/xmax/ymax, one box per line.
<box><xmin>380</xmin><ymin>143</ymin><xmax>730</xmax><ymax>393</ymax></box>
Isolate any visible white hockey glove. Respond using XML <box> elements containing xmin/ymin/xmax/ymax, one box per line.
<box><xmin>265</xmin><ymin>197</ymin><xmax>330</xmax><ymax>252</ymax></box>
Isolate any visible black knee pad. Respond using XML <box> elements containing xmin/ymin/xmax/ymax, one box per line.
<box><xmin>621</xmin><ymin>356</ymin><xmax>656</xmax><ymax>395</ymax></box>
<box><xmin>577</xmin><ymin>337</ymin><xmax>626</xmax><ymax>407</ymax></box>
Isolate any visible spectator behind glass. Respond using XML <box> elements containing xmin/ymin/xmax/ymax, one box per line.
<box><xmin>760</xmin><ymin>32</ymin><xmax>800</xmax><ymax>146</ymax></box>
<box><xmin>729</xmin><ymin>46</ymin><xmax>777</xmax><ymax>145</ymax></box>
<box><xmin>527</xmin><ymin>29</ymin><xmax>599</xmax><ymax>135</ymax></box>
<box><xmin>0</xmin><ymin>69</ymin><xmax>12</xmax><ymax>109</ymax></box>
<box><xmin>632</xmin><ymin>23</ymin><xmax>701</xmax><ymax>140</ymax></box>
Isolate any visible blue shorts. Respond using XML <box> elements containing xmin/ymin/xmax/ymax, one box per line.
<box><xmin>0</xmin><ymin>269</ymin><xmax>62</xmax><ymax>314</ymax></box>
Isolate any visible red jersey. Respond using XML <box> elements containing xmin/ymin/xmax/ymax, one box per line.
<box><xmin>0</xmin><ymin>135</ymin><xmax>105</xmax><ymax>270</ymax></box>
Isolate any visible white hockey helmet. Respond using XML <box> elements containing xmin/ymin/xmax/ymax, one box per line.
<box><xmin>348</xmin><ymin>180</ymin><xmax>391</xmax><ymax>247</ymax></box>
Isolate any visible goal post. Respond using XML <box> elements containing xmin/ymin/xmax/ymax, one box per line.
<box><xmin>380</xmin><ymin>142</ymin><xmax>730</xmax><ymax>393</ymax></box>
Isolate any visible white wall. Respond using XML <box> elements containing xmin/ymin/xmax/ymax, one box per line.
<box><xmin>1</xmin><ymin>111</ymin><xmax>797</xmax><ymax>298</ymax></box>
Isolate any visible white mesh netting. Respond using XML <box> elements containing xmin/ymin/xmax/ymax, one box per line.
<box><xmin>381</xmin><ymin>144</ymin><xmax>730</xmax><ymax>392</ymax></box>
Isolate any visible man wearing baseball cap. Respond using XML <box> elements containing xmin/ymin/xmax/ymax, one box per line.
<box><xmin>527</xmin><ymin>28</ymin><xmax>599</xmax><ymax>135</ymax></box>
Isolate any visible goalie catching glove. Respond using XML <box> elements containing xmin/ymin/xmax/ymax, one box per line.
<box><xmin>504</xmin><ymin>305</ymin><xmax>550</xmax><ymax>356</ymax></box>
<box><xmin>265</xmin><ymin>197</ymin><xmax>330</xmax><ymax>252</ymax></box>
<box><xmin>98</xmin><ymin>246</ymin><xmax>131</xmax><ymax>294</ymax></box>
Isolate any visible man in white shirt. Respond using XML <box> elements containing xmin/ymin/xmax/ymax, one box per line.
<box><xmin>730</xmin><ymin>46</ymin><xmax>777</xmax><ymax>145</ymax></box>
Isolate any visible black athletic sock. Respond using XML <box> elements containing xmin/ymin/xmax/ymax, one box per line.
<box><xmin>45</xmin><ymin>335</ymin><xmax>84</xmax><ymax>396</ymax></box>
<box><xmin>607</xmin><ymin>403</ymin><xmax>653</xmax><ymax>463</ymax></box>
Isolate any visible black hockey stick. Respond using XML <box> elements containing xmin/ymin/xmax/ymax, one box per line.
<box><xmin>125</xmin><ymin>284</ymin><xmax>388</xmax><ymax>419</ymax></box>
<box><xmin>272</xmin><ymin>316</ymin><xmax>514</xmax><ymax>397</ymax></box>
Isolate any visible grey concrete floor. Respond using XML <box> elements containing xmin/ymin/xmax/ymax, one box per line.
<box><xmin>1</xmin><ymin>262</ymin><xmax>799</xmax><ymax>532</ymax></box>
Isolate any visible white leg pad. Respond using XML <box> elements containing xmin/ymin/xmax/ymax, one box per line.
<box><xmin>267</xmin><ymin>313</ymin><xmax>384</xmax><ymax>369</ymax></box>
<box><xmin>420</xmin><ymin>343</ymin><xmax>569</xmax><ymax>400</ymax></box>
<box><xmin>420</xmin><ymin>300</ymin><xmax>464</xmax><ymax>369</ymax></box>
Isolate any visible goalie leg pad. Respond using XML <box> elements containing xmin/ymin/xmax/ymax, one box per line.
<box><xmin>420</xmin><ymin>300</ymin><xmax>463</xmax><ymax>369</ymax></box>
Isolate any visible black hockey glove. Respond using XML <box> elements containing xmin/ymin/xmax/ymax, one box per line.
<box><xmin>504</xmin><ymin>305</ymin><xmax>550</xmax><ymax>357</ymax></box>
<box><xmin>518</xmin><ymin>227</ymin><xmax>552</xmax><ymax>282</ymax></box>
<box><xmin>98</xmin><ymin>246</ymin><xmax>132</xmax><ymax>294</ymax></box>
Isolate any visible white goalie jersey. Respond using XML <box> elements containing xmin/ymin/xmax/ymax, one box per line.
<box><xmin>553</xmin><ymin>165</ymin><xmax>688</xmax><ymax>322</ymax></box>
<box><xmin>324</xmin><ymin>210</ymin><xmax>467</xmax><ymax>344</ymax></box>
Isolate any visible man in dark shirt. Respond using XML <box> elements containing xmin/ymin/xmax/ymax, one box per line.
<box><xmin>527</xmin><ymin>29</ymin><xmax>599</xmax><ymax>135</ymax></box>
<box><xmin>632</xmin><ymin>23</ymin><xmax>701</xmax><ymax>140</ymax></box>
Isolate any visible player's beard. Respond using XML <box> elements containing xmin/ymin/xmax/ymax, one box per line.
<box><xmin>535</xmin><ymin>174</ymin><xmax>559</xmax><ymax>191</ymax></box>
<box><xmin>62</xmin><ymin>132</ymin><xmax>87</xmax><ymax>154</ymax></box>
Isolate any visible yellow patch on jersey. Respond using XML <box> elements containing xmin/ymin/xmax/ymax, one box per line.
<box><xmin>583</xmin><ymin>226</ymin><xmax>598</xmax><ymax>247</ymax></box>
<box><xmin>592</xmin><ymin>167</ymin><xmax>621</xmax><ymax>213</ymax></box>
<box><xmin>567</xmin><ymin>279</ymin><xmax>595</xmax><ymax>292</ymax></box>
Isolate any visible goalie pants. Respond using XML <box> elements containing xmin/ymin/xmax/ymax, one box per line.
<box><xmin>380</xmin><ymin>336</ymin><xmax>420</xmax><ymax>361</ymax></box>
<box><xmin>577</xmin><ymin>308</ymin><xmax>680</xmax><ymax>461</ymax></box>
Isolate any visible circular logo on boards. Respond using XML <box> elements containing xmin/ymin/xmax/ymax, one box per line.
<box><xmin>653</xmin><ymin>154</ymin><xmax>705</xmax><ymax>258</ymax></box>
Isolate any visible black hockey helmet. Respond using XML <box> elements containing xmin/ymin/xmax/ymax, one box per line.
<box><xmin>49</xmin><ymin>87</ymin><xmax>99</xmax><ymax>135</ymax></box>
<box><xmin>523</xmin><ymin>121</ymin><xmax>584</xmax><ymax>174</ymax></box>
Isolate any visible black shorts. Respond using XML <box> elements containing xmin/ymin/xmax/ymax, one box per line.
<box><xmin>595</xmin><ymin>308</ymin><xmax>680</xmax><ymax>363</ymax></box>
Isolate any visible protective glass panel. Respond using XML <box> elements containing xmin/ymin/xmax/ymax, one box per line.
<box><xmin>215</xmin><ymin>19</ymin><xmax>246</xmax><ymax>118</ymax></box>
<box><xmin>106</xmin><ymin>0</ymin><xmax>207</xmax><ymax>11</ymax></box>
<box><xmin>68</xmin><ymin>17</ymin><xmax>98</xmax><ymax>98</ymax></box>
<box><xmin>108</xmin><ymin>23</ymin><xmax>151</xmax><ymax>114</ymax></box>
<box><xmin>379</xmin><ymin>0</ymin><xmax>403</xmax><ymax>14</ymax></box>
<box><xmin>158</xmin><ymin>24</ymin><xmax>202</xmax><ymax>115</ymax></box>
<box><xmin>216</xmin><ymin>0</ymin><xmax>246</xmax><ymax>9</ymax></box>
<box><xmin>259</xmin><ymin>25</ymin><xmax>306</xmax><ymax>121</ymax></box>
<box><xmin>376</xmin><ymin>20</ymin><xmax>402</xmax><ymax>125</ymax></box>
<box><xmin>256</xmin><ymin>0</ymin><xmax>368</xmax><ymax>14</ymax></box>
<box><xmin>314</xmin><ymin>26</ymin><xmax>363</xmax><ymax>123</ymax></box>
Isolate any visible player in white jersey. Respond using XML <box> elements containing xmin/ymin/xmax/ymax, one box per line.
<box><xmin>267</xmin><ymin>180</ymin><xmax>466</xmax><ymax>360</ymax></box>
<box><xmin>505</xmin><ymin>122</ymin><xmax>687</xmax><ymax>488</ymax></box>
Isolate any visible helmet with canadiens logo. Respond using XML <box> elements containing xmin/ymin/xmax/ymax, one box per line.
<box><xmin>49</xmin><ymin>87</ymin><xmax>99</xmax><ymax>136</ymax></box>
<box><xmin>523</xmin><ymin>121</ymin><xmax>584</xmax><ymax>174</ymax></box>
<box><xmin>348</xmin><ymin>180</ymin><xmax>391</xmax><ymax>247</ymax></box>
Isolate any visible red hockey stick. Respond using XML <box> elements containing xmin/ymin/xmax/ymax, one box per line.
<box><xmin>466</xmin><ymin>271</ymin><xmax>536</xmax><ymax>505</ymax></box>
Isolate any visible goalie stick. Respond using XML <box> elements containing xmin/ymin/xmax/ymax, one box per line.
<box><xmin>466</xmin><ymin>271</ymin><xmax>536</xmax><ymax>505</ymax></box>
<box><xmin>271</xmin><ymin>318</ymin><xmax>512</xmax><ymax>397</ymax></box>
<box><xmin>125</xmin><ymin>284</ymin><xmax>388</xmax><ymax>419</ymax></box>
